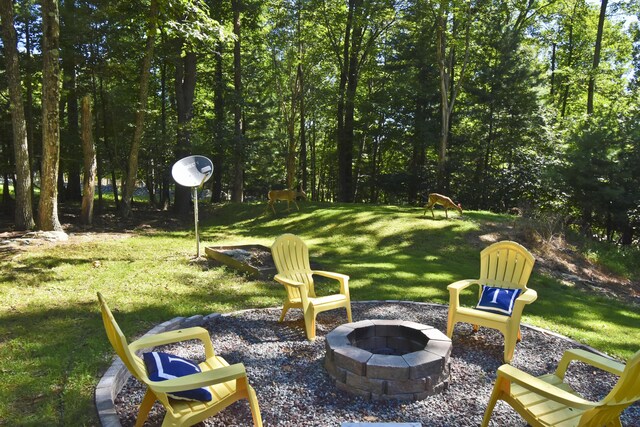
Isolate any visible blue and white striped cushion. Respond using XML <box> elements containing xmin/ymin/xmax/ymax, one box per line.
<box><xmin>143</xmin><ymin>351</ymin><xmax>212</xmax><ymax>401</ymax></box>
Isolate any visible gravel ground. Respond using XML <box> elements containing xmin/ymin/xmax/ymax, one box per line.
<box><xmin>115</xmin><ymin>302</ymin><xmax>640</xmax><ymax>426</ymax></box>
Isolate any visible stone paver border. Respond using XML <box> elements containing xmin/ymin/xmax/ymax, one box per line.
<box><xmin>95</xmin><ymin>301</ymin><xmax>611</xmax><ymax>427</ymax></box>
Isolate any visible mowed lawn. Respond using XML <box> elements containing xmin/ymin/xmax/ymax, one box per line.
<box><xmin>0</xmin><ymin>202</ymin><xmax>638</xmax><ymax>425</ymax></box>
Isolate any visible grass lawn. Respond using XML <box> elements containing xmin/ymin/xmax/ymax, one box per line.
<box><xmin>0</xmin><ymin>201</ymin><xmax>638</xmax><ymax>425</ymax></box>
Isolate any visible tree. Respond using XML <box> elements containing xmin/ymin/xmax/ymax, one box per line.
<box><xmin>38</xmin><ymin>0</ymin><xmax>63</xmax><ymax>232</ymax></box>
<box><xmin>80</xmin><ymin>95</ymin><xmax>97</xmax><ymax>225</ymax></box>
<box><xmin>323</xmin><ymin>0</ymin><xmax>396</xmax><ymax>202</ymax></box>
<box><xmin>586</xmin><ymin>0</ymin><xmax>608</xmax><ymax>114</ymax></box>
<box><xmin>231</xmin><ymin>0</ymin><xmax>245</xmax><ymax>202</ymax></box>
<box><xmin>0</xmin><ymin>0</ymin><xmax>35</xmax><ymax>230</ymax></box>
<box><xmin>432</xmin><ymin>0</ymin><xmax>473</xmax><ymax>191</ymax></box>
<box><xmin>120</xmin><ymin>0</ymin><xmax>159</xmax><ymax>218</ymax></box>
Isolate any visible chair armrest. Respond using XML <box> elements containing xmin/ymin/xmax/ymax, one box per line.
<box><xmin>273</xmin><ymin>274</ymin><xmax>305</xmax><ymax>288</ymax></box>
<box><xmin>496</xmin><ymin>364</ymin><xmax>596</xmax><ymax>410</ymax></box>
<box><xmin>447</xmin><ymin>279</ymin><xmax>479</xmax><ymax>307</ymax></box>
<box><xmin>555</xmin><ymin>348</ymin><xmax>625</xmax><ymax>379</ymax></box>
<box><xmin>312</xmin><ymin>270</ymin><xmax>350</xmax><ymax>295</ymax></box>
<box><xmin>517</xmin><ymin>288</ymin><xmax>537</xmax><ymax>304</ymax></box>
<box><xmin>148</xmin><ymin>363</ymin><xmax>248</xmax><ymax>393</ymax></box>
<box><xmin>313</xmin><ymin>270</ymin><xmax>349</xmax><ymax>281</ymax></box>
<box><xmin>511</xmin><ymin>289</ymin><xmax>537</xmax><ymax>318</ymax></box>
<box><xmin>129</xmin><ymin>327</ymin><xmax>215</xmax><ymax>358</ymax></box>
<box><xmin>447</xmin><ymin>279</ymin><xmax>479</xmax><ymax>292</ymax></box>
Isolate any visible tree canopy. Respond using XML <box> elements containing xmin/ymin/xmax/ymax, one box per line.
<box><xmin>0</xmin><ymin>0</ymin><xmax>638</xmax><ymax>243</ymax></box>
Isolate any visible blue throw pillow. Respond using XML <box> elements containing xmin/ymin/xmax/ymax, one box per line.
<box><xmin>143</xmin><ymin>351</ymin><xmax>212</xmax><ymax>402</ymax></box>
<box><xmin>476</xmin><ymin>285</ymin><xmax>522</xmax><ymax>316</ymax></box>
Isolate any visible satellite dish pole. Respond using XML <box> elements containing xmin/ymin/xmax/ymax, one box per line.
<box><xmin>171</xmin><ymin>156</ymin><xmax>213</xmax><ymax>258</ymax></box>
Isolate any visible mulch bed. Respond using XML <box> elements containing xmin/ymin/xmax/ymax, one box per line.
<box><xmin>114</xmin><ymin>302</ymin><xmax>640</xmax><ymax>426</ymax></box>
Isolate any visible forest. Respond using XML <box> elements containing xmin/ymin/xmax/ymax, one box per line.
<box><xmin>1</xmin><ymin>0</ymin><xmax>639</xmax><ymax>244</ymax></box>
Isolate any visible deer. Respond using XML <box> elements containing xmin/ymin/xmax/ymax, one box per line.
<box><xmin>265</xmin><ymin>188</ymin><xmax>307</xmax><ymax>213</ymax></box>
<box><xmin>423</xmin><ymin>193</ymin><xmax>462</xmax><ymax>219</ymax></box>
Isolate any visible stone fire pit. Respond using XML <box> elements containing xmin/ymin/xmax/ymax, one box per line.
<box><xmin>324</xmin><ymin>319</ymin><xmax>452</xmax><ymax>401</ymax></box>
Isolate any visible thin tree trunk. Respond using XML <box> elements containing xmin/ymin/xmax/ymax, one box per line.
<box><xmin>212</xmin><ymin>45</ymin><xmax>225</xmax><ymax>203</ymax></box>
<box><xmin>550</xmin><ymin>42</ymin><xmax>556</xmax><ymax>98</ymax></box>
<box><xmin>0</xmin><ymin>0</ymin><xmax>35</xmax><ymax>230</ymax></box>
<box><xmin>336</xmin><ymin>0</ymin><xmax>355</xmax><ymax>202</ymax></box>
<box><xmin>174</xmin><ymin>45</ymin><xmax>198</xmax><ymax>216</ymax></box>
<box><xmin>231</xmin><ymin>0</ymin><xmax>244</xmax><ymax>202</ymax></box>
<box><xmin>310</xmin><ymin>114</ymin><xmax>317</xmax><ymax>201</ymax></box>
<box><xmin>434</xmin><ymin>0</ymin><xmax>471</xmax><ymax>191</ymax></box>
<box><xmin>80</xmin><ymin>96</ymin><xmax>97</xmax><ymax>225</ymax></box>
<box><xmin>121</xmin><ymin>0</ymin><xmax>158</xmax><ymax>217</ymax></box>
<box><xmin>62</xmin><ymin>0</ymin><xmax>81</xmax><ymax>201</ymax></box>
<box><xmin>297</xmin><ymin>2</ymin><xmax>307</xmax><ymax>193</ymax></box>
<box><xmin>587</xmin><ymin>0</ymin><xmax>607</xmax><ymax>114</ymax></box>
<box><xmin>160</xmin><ymin>58</ymin><xmax>170</xmax><ymax>209</ymax></box>
<box><xmin>38</xmin><ymin>0</ymin><xmax>62</xmax><ymax>231</ymax></box>
<box><xmin>24</xmin><ymin>11</ymin><xmax>36</xmax><ymax>203</ymax></box>
<box><xmin>560</xmin><ymin>0</ymin><xmax>580</xmax><ymax>118</ymax></box>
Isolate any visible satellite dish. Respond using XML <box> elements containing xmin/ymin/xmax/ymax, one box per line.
<box><xmin>172</xmin><ymin>155</ymin><xmax>214</xmax><ymax>187</ymax></box>
<box><xmin>171</xmin><ymin>155</ymin><xmax>214</xmax><ymax>258</ymax></box>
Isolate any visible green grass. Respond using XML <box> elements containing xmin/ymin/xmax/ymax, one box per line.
<box><xmin>0</xmin><ymin>202</ymin><xmax>638</xmax><ymax>425</ymax></box>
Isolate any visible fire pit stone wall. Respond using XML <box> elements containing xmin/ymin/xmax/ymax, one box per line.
<box><xmin>324</xmin><ymin>319</ymin><xmax>452</xmax><ymax>401</ymax></box>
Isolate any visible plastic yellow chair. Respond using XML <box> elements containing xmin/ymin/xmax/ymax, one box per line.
<box><xmin>446</xmin><ymin>240</ymin><xmax>536</xmax><ymax>363</ymax></box>
<box><xmin>97</xmin><ymin>293</ymin><xmax>262</xmax><ymax>427</ymax></box>
<box><xmin>271</xmin><ymin>234</ymin><xmax>352</xmax><ymax>340</ymax></box>
<box><xmin>482</xmin><ymin>348</ymin><xmax>640</xmax><ymax>426</ymax></box>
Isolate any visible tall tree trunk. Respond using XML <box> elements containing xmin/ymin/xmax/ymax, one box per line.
<box><xmin>587</xmin><ymin>0</ymin><xmax>608</xmax><ymax>115</ymax></box>
<box><xmin>297</xmin><ymin>2</ymin><xmax>307</xmax><ymax>192</ymax></box>
<box><xmin>434</xmin><ymin>0</ymin><xmax>471</xmax><ymax>191</ymax></box>
<box><xmin>120</xmin><ymin>0</ymin><xmax>158</xmax><ymax>217</ymax></box>
<box><xmin>80</xmin><ymin>96</ymin><xmax>97</xmax><ymax>225</ymax></box>
<box><xmin>310</xmin><ymin>114</ymin><xmax>317</xmax><ymax>201</ymax></box>
<box><xmin>61</xmin><ymin>0</ymin><xmax>82</xmax><ymax>201</ymax></box>
<box><xmin>560</xmin><ymin>0</ymin><xmax>580</xmax><ymax>118</ymax></box>
<box><xmin>212</xmin><ymin>44</ymin><xmax>225</xmax><ymax>203</ymax></box>
<box><xmin>550</xmin><ymin>42</ymin><xmax>556</xmax><ymax>98</ymax></box>
<box><xmin>231</xmin><ymin>0</ymin><xmax>244</xmax><ymax>202</ymax></box>
<box><xmin>0</xmin><ymin>0</ymin><xmax>35</xmax><ymax>230</ymax></box>
<box><xmin>23</xmin><ymin>10</ymin><xmax>36</xmax><ymax>202</ymax></box>
<box><xmin>299</xmin><ymin>65</ymin><xmax>307</xmax><ymax>193</ymax></box>
<box><xmin>174</xmin><ymin>45</ymin><xmax>198</xmax><ymax>216</ymax></box>
<box><xmin>98</xmin><ymin>76</ymin><xmax>119</xmax><ymax>209</ymax></box>
<box><xmin>38</xmin><ymin>0</ymin><xmax>62</xmax><ymax>231</ymax></box>
<box><xmin>160</xmin><ymin>58</ymin><xmax>170</xmax><ymax>210</ymax></box>
<box><xmin>336</xmin><ymin>0</ymin><xmax>359</xmax><ymax>202</ymax></box>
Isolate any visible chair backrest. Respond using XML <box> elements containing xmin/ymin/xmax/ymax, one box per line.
<box><xmin>271</xmin><ymin>234</ymin><xmax>314</xmax><ymax>298</ymax></box>
<box><xmin>97</xmin><ymin>293</ymin><xmax>149</xmax><ymax>382</ymax></box>
<box><xmin>479</xmin><ymin>241</ymin><xmax>535</xmax><ymax>289</ymax></box>
<box><xmin>582</xmin><ymin>350</ymin><xmax>640</xmax><ymax>425</ymax></box>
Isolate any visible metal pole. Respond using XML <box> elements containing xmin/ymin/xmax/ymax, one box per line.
<box><xmin>193</xmin><ymin>186</ymin><xmax>200</xmax><ymax>257</ymax></box>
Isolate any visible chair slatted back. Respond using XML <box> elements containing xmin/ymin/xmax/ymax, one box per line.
<box><xmin>479</xmin><ymin>241</ymin><xmax>535</xmax><ymax>289</ymax></box>
<box><xmin>271</xmin><ymin>234</ymin><xmax>314</xmax><ymax>299</ymax></box>
<box><xmin>97</xmin><ymin>293</ymin><xmax>148</xmax><ymax>382</ymax></box>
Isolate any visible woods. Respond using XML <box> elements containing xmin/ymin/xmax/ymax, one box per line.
<box><xmin>0</xmin><ymin>0</ymin><xmax>639</xmax><ymax>243</ymax></box>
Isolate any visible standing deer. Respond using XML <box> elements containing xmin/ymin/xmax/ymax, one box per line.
<box><xmin>266</xmin><ymin>188</ymin><xmax>307</xmax><ymax>213</ymax></box>
<box><xmin>423</xmin><ymin>193</ymin><xmax>462</xmax><ymax>219</ymax></box>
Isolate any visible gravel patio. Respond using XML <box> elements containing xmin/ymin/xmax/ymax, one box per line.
<box><xmin>114</xmin><ymin>301</ymin><xmax>640</xmax><ymax>426</ymax></box>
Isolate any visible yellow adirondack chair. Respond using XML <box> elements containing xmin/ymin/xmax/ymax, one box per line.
<box><xmin>97</xmin><ymin>293</ymin><xmax>262</xmax><ymax>427</ymax></box>
<box><xmin>482</xmin><ymin>348</ymin><xmax>640</xmax><ymax>426</ymax></box>
<box><xmin>446</xmin><ymin>240</ymin><xmax>536</xmax><ymax>363</ymax></box>
<box><xmin>271</xmin><ymin>234</ymin><xmax>352</xmax><ymax>340</ymax></box>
